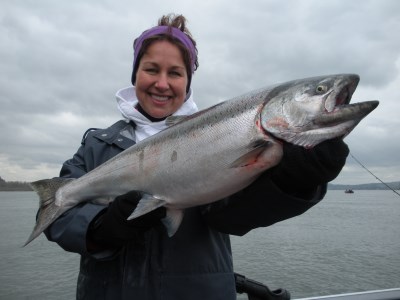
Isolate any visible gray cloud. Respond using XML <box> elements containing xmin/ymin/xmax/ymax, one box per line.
<box><xmin>1</xmin><ymin>0</ymin><xmax>399</xmax><ymax>184</ymax></box>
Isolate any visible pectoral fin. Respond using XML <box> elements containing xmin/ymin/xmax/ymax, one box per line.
<box><xmin>127</xmin><ymin>194</ymin><xmax>166</xmax><ymax>220</ymax></box>
<box><xmin>229</xmin><ymin>140</ymin><xmax>272</xmax><ymax>168</ymax></box>
<box><xmin>126</xmin><ymin>193</ymin><xmax>184</xmax><ymax>237</ymax></box>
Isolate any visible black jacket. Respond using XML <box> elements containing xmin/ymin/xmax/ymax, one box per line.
<box><xmin>45</xmin><ymin>120</ymin><xmax>325</xmax><ymax>300</ymax></box>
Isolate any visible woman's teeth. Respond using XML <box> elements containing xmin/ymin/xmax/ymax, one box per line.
<box><xmin>152</xmin><ymin>94</ymin><xmax>170</xmax><ymax>102</ymax></box>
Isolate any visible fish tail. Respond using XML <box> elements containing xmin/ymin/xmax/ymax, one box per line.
<box><xmin>23</xmin><ymin>178</ymin><xmax>74</xmax><ymax>246</ymax></box>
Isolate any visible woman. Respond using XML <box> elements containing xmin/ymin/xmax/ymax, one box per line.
<box><xmin>45</xmin><ymin>14</ymin><xmax>349</xmax><ymax>300</ymax></box>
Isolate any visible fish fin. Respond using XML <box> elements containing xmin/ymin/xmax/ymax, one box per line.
<box><xmin>161</xmin><ymin>209</ymin><xmax>184</xmax><ymax>237</ymax></box>
<box><xmin>23</xmin><ymin>201</ymin><xmax>64</xmax><ymax>247</ymax></box>
<box><xmin>127</xmin><ymin>194</ymin><xmax>167</xmax><ymax>220</ymax></box>
<box><xmin>126</xmin><ymin>194</ymin><xmax>183</xmax><ymax>237</ymax></box>
<box><xmin>229</xmin><ymin>141</ymin><xmax>272</xmax><ymax>168</ymax></box>
<box><xmin>24</xmin><ymin>178</ymin><xmax>74</xmax><ymax>246</ymax></box>
<box><xmin>165</xmin><ymin>115</ymin><xmax>189</xmax><ymax>127</ymax></box>
<box><xmin>288</xmin><ymin>130</ymin><xmax>339</xmax><ymax>148</ymax></box>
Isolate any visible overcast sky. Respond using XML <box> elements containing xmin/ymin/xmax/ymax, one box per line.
<box><xmin>1</xmin><ymin>0</ymin><xmax>399</xmax><ymax>185</ymax></box>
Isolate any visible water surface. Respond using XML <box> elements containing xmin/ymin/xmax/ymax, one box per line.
<box><xmin>1</xmin><ymin>190</ymin><xmax>399</xmax><ymax>299</ymax></box>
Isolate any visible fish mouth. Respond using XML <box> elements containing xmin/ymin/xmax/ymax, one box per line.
<box><xmin>315</xmin><ymin>75</ymin><xmax>378</xmax><ymax>136</ymax></box>
<box><xmin>335</xmin><ymin>85</ymin><xmax>352</xmax><ymax>106</ymax></box>
<box><xmin>316</xmin><ymin>99</ymin><xmax>379</xmax><ymax>128</ymax></box>
<box><xmin>325</xmin><ymin>74</ymin><xmax>359</xmax><ymax>112</ymax></box>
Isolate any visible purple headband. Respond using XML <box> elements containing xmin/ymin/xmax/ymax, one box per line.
<box><xmin>132</xmin><ymin>26</ymin><xmax>197</xmax><ymax>78</ymax></box>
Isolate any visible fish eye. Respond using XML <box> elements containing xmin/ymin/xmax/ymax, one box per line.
<box><xmin>316</xmin><ymin>84</ymin><xmax>328</xmax><ymax>93</ymax></box>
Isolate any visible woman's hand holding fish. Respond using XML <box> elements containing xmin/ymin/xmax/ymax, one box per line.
<box><xmin>87</xmin><ymin>191</ymin><xmax>166</xmax><ymax>250</ymax></box>
<box><xmin>270</xmin><ymin>138</ymin><xmax>349</xmax><ymax>196</ymax></box>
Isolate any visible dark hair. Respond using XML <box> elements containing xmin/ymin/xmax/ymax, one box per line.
<box><xmin>157</xmin><ymin>14</ymin><xmax>199</xmax><ymax>72</ymax></box>
<box><xmin>131</xmin><ymin>14</ymin><xmax>199</xmax><ymax>92</ymax></box>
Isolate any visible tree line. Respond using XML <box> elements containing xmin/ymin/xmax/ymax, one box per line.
<box><xmin>0</xmin><ymin>176</ymin><xmax>33</xmax><ymax>191</ymax></box>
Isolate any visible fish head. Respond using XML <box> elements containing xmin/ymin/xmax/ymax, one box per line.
<box><xmin>260</xmin><ymin>74</ymin><xmax>379</xmax><ymax>148</ymax></box>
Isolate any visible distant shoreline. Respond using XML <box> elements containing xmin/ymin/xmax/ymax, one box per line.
<box><xmin>329</xmin><ymin>181</ymin><xmax>400</xmax><ymax>191</ymax></box>
<box><xmin>0</xmin><ymin>177</ymin><xmax>399</xmax><ymax>192</ymax></box>
<box><xmin>0</xmin><ymin>187</ymin><xmax>33</xmax><ymax>191</ymax></box>
<box><xmin>0</xmin><ymin>177</ymin><xmax>32</xmax><ymax>191</ymax></box>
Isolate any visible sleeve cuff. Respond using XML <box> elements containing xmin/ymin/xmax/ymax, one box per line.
<box><xmin>46</xmin><ymin>203</ymin><xmax>106</xmax><ymax>255</ymax></box>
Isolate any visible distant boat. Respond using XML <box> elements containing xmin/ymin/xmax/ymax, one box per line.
<box><xmin>345</xmin><ymin>189</ymin><xmax>354</xmax><ymax>194</ymax></box>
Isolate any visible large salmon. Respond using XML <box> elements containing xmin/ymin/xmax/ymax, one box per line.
<box><xmin>25</xmin><ymin>74</ymin><xmax>378</xmax><ymax>245</ymax></box>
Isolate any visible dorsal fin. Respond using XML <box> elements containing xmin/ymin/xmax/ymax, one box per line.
<box><xmin>165</xmin><ymin>115</ymin><xmax>189</xmax><ymax>127</ymax></box>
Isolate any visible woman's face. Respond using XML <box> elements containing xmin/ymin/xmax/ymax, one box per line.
<box><xmin>135</xmin><ymin>40</ymin><xmax>188</xmax><ymax>119</ymax></box>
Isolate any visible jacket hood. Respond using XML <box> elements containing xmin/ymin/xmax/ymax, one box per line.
<box><xmin>115</xmin><ymin>86</ymin><xmax>198</xmax><ymax>142</ymax></box>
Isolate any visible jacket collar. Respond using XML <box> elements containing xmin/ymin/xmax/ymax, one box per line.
<box><xmin>91</xmin><ymin>120</ymin><xmax>136</xmax><ymax>150</ymax></box>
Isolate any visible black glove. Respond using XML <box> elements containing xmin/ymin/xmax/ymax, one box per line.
<box><xmin>88</xmin><ymin>191</ymin><xmax>166</xmax><ymax>249</ymax></box>
<box><xmin>270</xmin><ymin>138</ymin><xmax>349</xmax><ymax>195</ymax></box>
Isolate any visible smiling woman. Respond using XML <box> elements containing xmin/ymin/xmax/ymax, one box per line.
<box><xmin>31</xmin><ymin>12</ymin><xmax>351</xmax><ymax>300</ymax></box>
<box><xmin>134</xmin><ymin>40</ymin><xmax>188</xmax><ymax>119</ymax></box>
